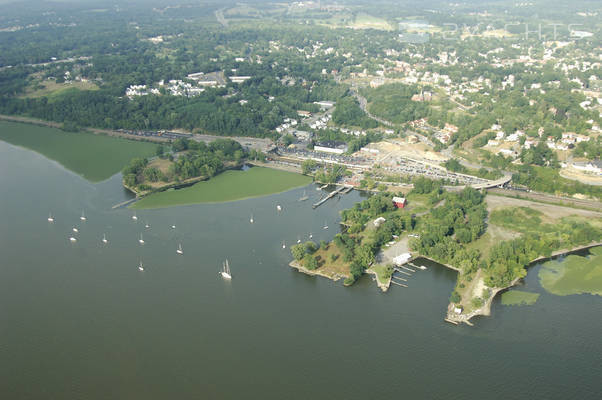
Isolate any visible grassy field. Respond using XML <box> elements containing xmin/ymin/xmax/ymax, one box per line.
<box><xmin>539</xmin><ymin>246</ymin><xmax>602</xmax><ymax>297</ymax></box>
<box><xmin>21</xmin><ymin>80</ymin><xmax>99</xmax><ymax>99</ymax></box>
<box><xmin>349</xmin><ymin>13</ymin><xmax>394</xmax><ymax>30</ymax></box>
<box><xmin>501</xmin><ymin>290</ymin><xmax>540</xmax><ymax>306</ymax></box>
<box><xmin>132</xmin><ymin>167</ymin><xmax>312</xmax><ymax>209</ymax></box>
<box><xmin>0</xmin><ymin>121</ymin><xmax>157</xmax><ymax>182</ymax></box>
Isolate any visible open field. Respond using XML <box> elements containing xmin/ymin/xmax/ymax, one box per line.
<box><xmin>20</xmin><ymin>80</ymin><xmax>99</xmax><ymax>99</ymax></box>
<box><xmin>539</xmin><ymin>247</ymin><xmax>602</xmax><ymax>297</ymax></box>
<box><xmin>0</xmin><ymin>121</ymin><xmax>157</xmax><ymax>182</ymax></box>
<box><xmin>465</xmin><ymin>224</ymin><xmax>519</xmax><ymax>259</ymax></box>
<box><xmin>132</xmin><ymin>167</ymin><xmax>311</xmax><ymax>209</ymax></box>
<box><xmin>308</xmin><ymin>243</ymin><xmax>352</xmax><ymax>281</ymax></box>
<box><xmin>348</xmin><ymin>13</ymin><xmax>394</xmax><ymax>31</ymax></box>
<box><xmin>485</xmin><ymin>194</ymin><xmax>602</xmax><ymax>220</ymax></box>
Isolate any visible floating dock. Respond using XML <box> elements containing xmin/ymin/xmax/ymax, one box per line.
<box><xmin>390</xmin><ymin>281</ymin><xmax>408</xmax><ymax>288</ymax></box>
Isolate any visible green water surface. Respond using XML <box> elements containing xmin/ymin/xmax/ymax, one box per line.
<box><xmin>132</xmin><ymin>167</ymin><xmax>312</xmax><ymax>209</ymax></box>
<box><xmin>0</xmin><ymin>120</ymin><xmax>157</xmax><ymax>182</ymax></box>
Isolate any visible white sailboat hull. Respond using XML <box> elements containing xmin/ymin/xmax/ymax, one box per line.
<box><xmin>220</xmin><ymin>272</ymin><xmax>232</xmax><ymax>279</ymax></box>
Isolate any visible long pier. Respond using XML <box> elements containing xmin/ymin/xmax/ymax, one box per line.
<box><xmin>111</xmin><ymin>198</ymin><xmax>137</xmax><ymax>209</ymax></box>
<box><xmin>391</xmin><ymin>281</ymin><xmax>408</xmax><ymax>288</ymax></box>
<box><xmin>312</xmin><ymin>186</ymin><xmax>346</xmax><ymax>208</ymax></box>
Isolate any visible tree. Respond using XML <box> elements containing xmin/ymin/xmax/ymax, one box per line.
<box><xmin>301</xmin><ymin>159</ymin><xmax>317</xmax><ymax>175</ymax></box>
<box><xmin>291</xmin><ymin>244</ymin><xmax>306</xmax><ymax>261</ymax></box>
<box><xmin>303</xmin><ymin>255</ymin><xmax>319</xmax><ymax>270</ymax></box>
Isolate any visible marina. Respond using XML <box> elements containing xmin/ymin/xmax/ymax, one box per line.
<box><xmin>312</xmin><ymin>185</ymin><xmax>350</xmax><ymax>209</ymax></box>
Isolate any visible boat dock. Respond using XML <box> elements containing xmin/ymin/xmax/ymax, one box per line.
<box><xmin>394</xmin><ymin>268</ymin><xmax>412</xmax><ymax>276</ymax></box>
<box><xmin>111</xmin><ymin>198</ymin><xmax>137</xmax><ymax>209</ymax></box>
<box><xmin>312</xmin><ymin>186</ymin><xmax>346</xmax><ymax>208</ymax></box>
<box><xmin>390</xmin><ymin>280</ymin><xmax>408</xmax><ymax>288</ymax></box>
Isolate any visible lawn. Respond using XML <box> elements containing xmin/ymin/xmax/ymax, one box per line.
<box><xmin>0</xmin><ymin>121</ymin><xmax>157</xmax><ymax>182</ymax></box>
<box><xmin>501</xmin><ymin>290</ymin><xmax>540</xmax><ymax>306</ymax></box>
<box><xmin>132</xmin><ymin>167</ymin><xmax>312</xmax><ymax>209</ymax></box>
<box><xmin>539</xmin><ymin>246</ymin><xmax>602</xmax><ymax>297</ymax></box>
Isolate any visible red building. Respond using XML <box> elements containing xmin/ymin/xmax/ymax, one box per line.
<box><xmin>392</xmin><ymin>196</ymin><xmax>407</xmax><ymax>208</ymax></box>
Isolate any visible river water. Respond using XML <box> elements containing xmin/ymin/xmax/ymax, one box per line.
<box><xmin>1</xmin><ymin>139</ymin><xmax>601</xmax><ymax>399</ymax></box>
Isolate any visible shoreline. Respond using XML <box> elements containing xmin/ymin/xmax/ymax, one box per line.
<box><xmin>365</xmin><ymin>268</ymin><xmax>391</xmax><ymax>292</ymax></box>
<box><xmin>445</xmin><ymin>241</ymin><xmax>602</xmax><ymax>326</ymax></box>
<box><xmin>289</xmin><ymin>260</ymin><xmax>348</xmax><ymax>282</ymax></box>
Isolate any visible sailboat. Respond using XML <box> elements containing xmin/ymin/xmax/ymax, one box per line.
<box><xmin>299</xmin><ymin>190</ymin><xmax>309</xmax><ymax>201</ymax></box>
<box><xmin>145</xmin><ymin>221</ymin><xmax>150</xmax><ymax>229</ymax></box>
<box><xmin>72</xmin><ymin>227</ymin><xmax>79</xmax><ymax>233</ymax></box>
<box><xmin>132</xmin><ymin>213</ymin><xmax>138</xmax><ymax>221</ymax></box>
<box><xmin>176</xmin><ymin>243</ymin><xmax>183</xmax><ymax>255</ymax></box>
<box><xmin>171</xmin><ymin>225</ymin><xmax>176</xmax><ymax>229</ymax></box>
<box><xmin>250</xmin><ymin>214</ymin><xmax>254</xmax><ymax>224</ymax></box>
<box><xmin>102</xmin><ymin>234</ymin><xmax>108</xmax><ymax>244</ymax></box>
<box><xmin>80</xmin><ymin>211</ymin><xmax>86</xmax><ymax>221</ymax></box>
<box><xmin>297</xmin><ymin>236</ymin><xmax>301</xmax><ymax>244</ymax></box>
<box><xmin>138</xmin><ymin>260</ymin><xmax>144</xmax><ymax>272</ymax></box>
<box><xmin>220</xmin><ymin>259</ymin><xmax>232</xmax><ymax>280</ymax></box>
<box><xmin>323</xmin><ymin>220</ymin><xmax>329</xmax><ymax>230</ymax></box>
<box><xmin>276</xmin><ymin>204</ymin><xmax>282</xmax><ymax>212</ymax></box>
<box><xmin>69</xmin><ymin>236</ymin><xmax>77</xmax><ymax>242</ymax></box>
<box><xmin>48</xmin><ymin>213</ymin><xmax>54</xmax><ymax>223</ymax></box>
<box><xmin>309</xmin><ymin>233</ymin><xmax>313</xmax><ymax>239</ymax></box>
<box><xmin>138</xmin><ymin>233</ymin><xmax>145</xmax><ymax>245</ymax></box>
<box><xmin>282</xmin><ymin>240</ymin><xmax>286</xmax><ymax>249</ymax></box>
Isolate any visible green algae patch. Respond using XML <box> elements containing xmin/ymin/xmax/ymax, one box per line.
<box><xmin>539</xmin><ymin>247</ymin><xmax>602</xmax><ymax>297</ymax></box>
<box><xmin>0</xmin><ymin>121</ymin><xmax>157</xmax><ymax>182</ymax></box>
<box><xmin>501</xmin><ymin>290</ymin><xmax>540</xmax><ymax>306</ymax></box>
<box><xmin>132</xmin><ymin>167</ymin><xmax>311</xmax><ymax>209</ymax></box>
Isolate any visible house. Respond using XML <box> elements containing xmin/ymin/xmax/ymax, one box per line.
<box><xmin>297</xmin><ymin>110</ymin><xmax>312</xmax><ymax>118</ymax></box>
<box><xmin>392</xmin><ymin>197</ymin><xmax>407</xmax><ymax>208</ymax></box>
<box><xmin>230</xmin><ymin>76</ymin><xmax>251</xmax><ymax>83</ymax></box>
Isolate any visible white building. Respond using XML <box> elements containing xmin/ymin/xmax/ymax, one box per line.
<box><xmin>393</xmin><ymin>253</ymin><xmax>412</xmax><ymax>265</ymax></box>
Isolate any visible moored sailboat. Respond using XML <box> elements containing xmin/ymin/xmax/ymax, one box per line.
<box><xmin>220</xmin><ymin>259</ymin><xmax>232</xmax><ymax>279</ymax></box>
